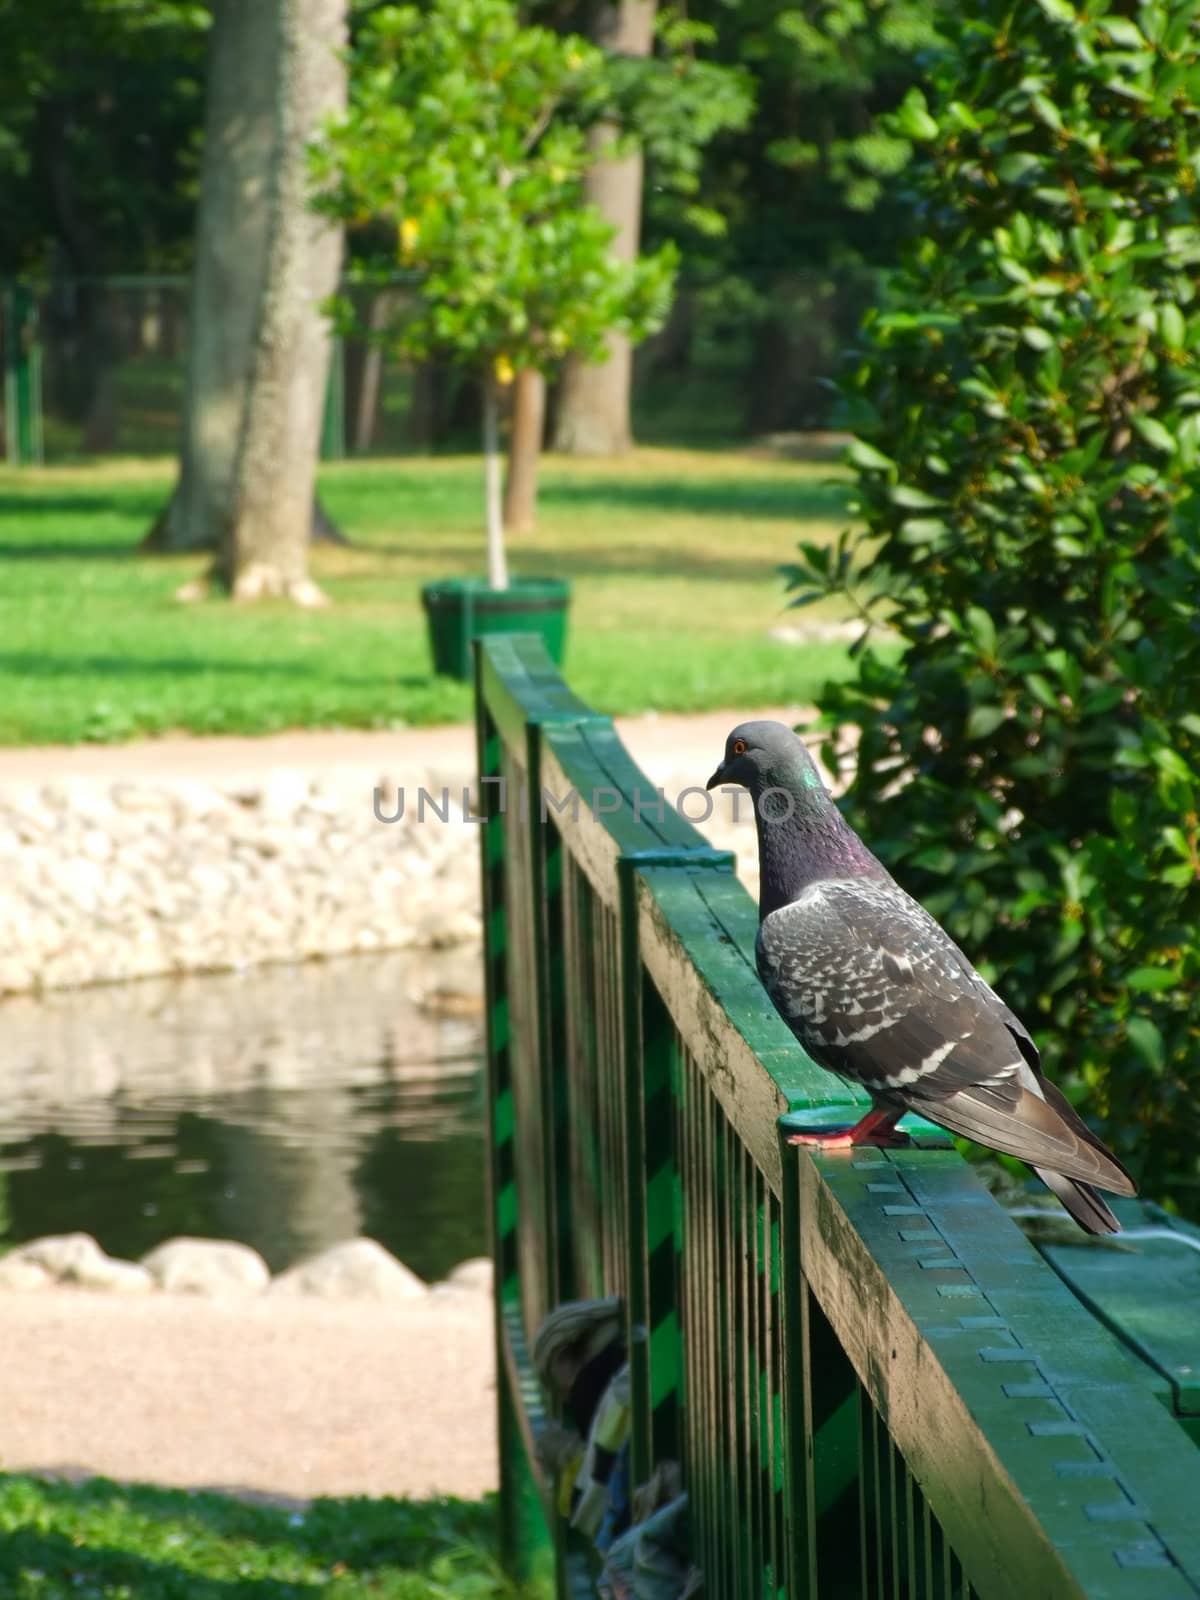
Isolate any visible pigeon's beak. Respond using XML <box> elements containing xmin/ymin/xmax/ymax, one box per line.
<box><xmin>705</xmin><ymin>762</ymin><xmax>726</xmax><ymax>792</ymax></box>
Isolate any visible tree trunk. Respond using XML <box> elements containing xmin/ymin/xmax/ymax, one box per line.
<box><xmin>81</xmin><ymin>286</ymin><xmax>121</xmax><ymax>453</ymax></box>
<box><xmin>215</xmin><ymin>0</ymin><xmax>347</xmax><ymax>603</ymax></box>
<box><xmin>348</xmin><ymin>289</ymin><xmax>394</xmax><ymax>454</ymax></box>
<box><xmin>503</xmin><ymin>368</ymin><xmax>545</xmax><ymax>535</ymax></box>
<box><xmin>406</xmin><ymin>360</ymin><xmax>437</xmax><ymax>450</ymax></box>
<box><xmin>219</xmin><ymin>0</ymin><xmax>350</xmax><ymax>601</ymax></box>
<box><xmin>152</xmin><ymin>0</ymin><xmax>278</xmax><ymax>552</ymax></box>
<box><xmin>552</xmin><ymin>0</ymin><xmax>656</xmax><ymax>458</ymax></box>
<box><xmin>483</xmin><ymin>373</ymin><xmax>508</xmax><ymax>590</ymax></box>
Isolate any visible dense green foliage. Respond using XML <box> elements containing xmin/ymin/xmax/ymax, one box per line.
<box><xmin>0</xmin><ymin>1475</ymin><xmax>525</xmax><ymax>1597</ymax></box>
<box><xmin>0</xmin><ymin>0</ymin><xmax>206</xmax><ymax>274</ymax></box>
<box><xmin>0</xmin><ymin>0</ymin><xmax>933</xmax><ymax>444</ymax></box>
<box><xmin>786</xmin><ymin>0</ymin><xmax>1200</xmax><ymax>1208</ymax></box>
<box><xmin>312</xmin><ymin>0</ymin><xmax>675</xmax><ymax>378</ymax></box>
<box><xmin>642</xmin><ymin>0</ymin><xmax>943</xmax><ymax>431</ymax></box>
<box><xmin>590</xmin><ymin>10</ymin><xmax>755</xmax><ymax>244</ymax></box>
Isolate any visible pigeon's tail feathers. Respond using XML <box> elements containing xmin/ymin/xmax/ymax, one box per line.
<box><xmin>918</xmin><ymin>1080</ymin><xmax>1137</xmax><ymax>1198</ymax></box>
<box><xmin>1037</xmin><ymin>1077</ymin><xmax>1138</xmax><ymax>1195</ymax></box>
<box><xmin>1031</xmin><ymin>1167</ymin><xmax>1122</xmax><ymax>1236</ymax></box>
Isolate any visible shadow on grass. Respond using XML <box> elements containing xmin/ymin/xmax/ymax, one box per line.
<box><xmin>0</xmin><ymin>540</ymin><xmax>148</xmax><ymax>560</ymax></box>
<box><xmin>0</xmin><ymin>491</ymin><xmax>164</xmax><ymax>516</ymax></box>
<box><xmin>0</xmin><ymin>652</ymin><xmax>332</xmax><ymax>682</ymax></box>
<box><xmin>0</xmin><ymin>1474</ymin><xmax>506</xmax><ymax>1595</ymax></box>
<box><xmin>539</xmin><ymin>475</ymin><xmax>847</xmax><ymax>521</ymax></box>
<box><xmin>364</xmin><ymin>539</ymin><xmax>794</xmax><ymax>583</ymax></box>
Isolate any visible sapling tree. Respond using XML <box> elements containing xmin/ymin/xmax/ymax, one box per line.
<box><xmin>312</xmin><ymin>0</ymin><xmax>676</xmax><ymax>586</ymax></box>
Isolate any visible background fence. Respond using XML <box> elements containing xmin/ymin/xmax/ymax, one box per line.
<box><xmin>476</xmin><ymin>631</ymin><xmax>1200</xmax><ymax>1600</ymax></box>
<box><xmin>0</xmin><ymin>270</ymin><xmax>864</xmax><ymax>465</ymax></box>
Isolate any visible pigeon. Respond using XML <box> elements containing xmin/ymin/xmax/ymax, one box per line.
<box><xmin>706</xmin><ymin>720</ymin><xmax>1137</xmax><ymax>1234</ymax></box>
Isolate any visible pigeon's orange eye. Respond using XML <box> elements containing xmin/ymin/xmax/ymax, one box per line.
<box><xmin>732</xmin><ymin>738</ymin><xmax>747</xmax><ymax>756</ymax></box>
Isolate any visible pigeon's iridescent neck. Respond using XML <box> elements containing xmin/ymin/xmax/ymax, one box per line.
<box><xmin>754</xmin><ymin>800</ymin><xmax>882</xmax><ymax>920</ymax></box>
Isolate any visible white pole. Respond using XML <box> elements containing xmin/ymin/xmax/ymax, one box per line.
<box><xmin>483</xmin><ymin>372</ymin><xmax>507</xmax><ymax>590</ymax></box>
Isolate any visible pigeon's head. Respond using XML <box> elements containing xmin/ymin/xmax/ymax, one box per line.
<box><xmin>705</xmin><ymin>720</ymin><xmax>826</xmax><ymax>801</ymax></box>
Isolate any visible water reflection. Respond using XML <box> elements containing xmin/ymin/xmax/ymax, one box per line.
<box><xmin>0</xmin><ymin>952</ymin><xmax>486</xmax><ymax>1282</ymax></box>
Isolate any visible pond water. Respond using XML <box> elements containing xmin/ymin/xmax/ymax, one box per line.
<box><xmin>0</xmin><ymin>951</ymin><xmax>487</xmax><ymax>1283</ymax></box>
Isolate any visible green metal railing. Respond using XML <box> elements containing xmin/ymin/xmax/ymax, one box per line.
<box><xmin>475</xmin><ymin>633</ymin><xmax>1200</xmax><ymax>1600</ymax></box>
<box><xmin>2</xmin><ymin>284</ymin><xmax>44</xmax><ymax>466</ymax></box>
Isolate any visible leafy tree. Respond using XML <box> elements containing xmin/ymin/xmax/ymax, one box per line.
<box><xmin>313</xmin><ymin>0</ymin><xmax>676</xmax><ymax>584</ymax></box>
<box><xmin>0</xmin><ymin>0</ymin><xmax>206</xmax><ymax>275</ymax></box>
<box><xmin>551</xmin><ymin>3</ymin><xmax>753</xmax><ymax>455</ymax></box>
<box><xmin>651</xmin><ymin>0</ymin><xmax>943</xmax><ymax>434</ymax></box>
<box><xmin>0</xmin><ymin>0</ymin><xmax>207</xmax><ymax>448</ymax></box>
<box><xmin>786</xmin><ymin>0</ymin><xmax>1200</xmax><ymax>1210</ymax></box>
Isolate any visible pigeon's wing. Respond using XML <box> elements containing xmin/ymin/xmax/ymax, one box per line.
<box><xmin>756</xmin><ymin>877</ymin><xmax>1137</xmax><ymax>1203</ymax></box>
<box><xmin>909</xmin><ymin>894</ymin><xmax>1042</xmax><ymax>1069</ymax></box>
<box><xmin>755</xmin><ymin>877</ymin><xmax>1026</xmax><ymax>1103</ymax></box>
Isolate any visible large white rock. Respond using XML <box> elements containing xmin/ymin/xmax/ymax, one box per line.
<box><xmin>447</xmin><ymin>1257</ymin><xmax>493</xmax><ymax>1294</ymax></box>
<box><xmin>73</xmin><ymin>1255</ymin><xmax>155</xmax><ymax>1294</ymax></box>
<box><xmin>14</xmin><ymin>1232</ymin><xmax>108</xmax><ymax>1281</ymax></box>
<box><xmin>0</xmin><ymin>1255</ymin><xmax>52</xmax><ymax>1291</ymax></box>
<box><xmin>141</xmin><ymin>1237</ymin><xmax>270</xmax><ymax>1296</ymax></box>
<box><xmin>269</xmin><ymin>1238</ymin><xmax>427</xmax><ymax>1302</ymax></box>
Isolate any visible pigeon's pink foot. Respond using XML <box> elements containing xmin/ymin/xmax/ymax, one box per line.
<box><xmin>786</xmin><ymin>1108</ymin><xmax>909</xmax><ymax>1150</ymax></box>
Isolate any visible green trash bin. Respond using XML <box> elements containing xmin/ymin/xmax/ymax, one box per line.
<box><xmin>420</xmin><ymin>576</ymin><xmax>571</xmax><ymax>682</ymax></box>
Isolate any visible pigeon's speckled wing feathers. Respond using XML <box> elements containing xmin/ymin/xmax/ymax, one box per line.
<box><xmin>756</xmin><ymin>876</ymin><xmax>1136</xmax><ymax>1200</ymax></box>
<box><xmin>756</xmin><ymin>877</ymin><xmax>1026</xmax><ymax>1103</ymax></box>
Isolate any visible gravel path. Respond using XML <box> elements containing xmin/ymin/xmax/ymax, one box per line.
<box><xmin>0</xmin><ymin>706</ymin><xmax>806</xmax><ymax>785</ymax></box>
<box><xmin>0</xmin><ymin>1288</ymin><xmax>497</xmax><ymax>1506</ymax></box>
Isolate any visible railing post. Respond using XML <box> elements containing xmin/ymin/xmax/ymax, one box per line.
<box><xmin>2</xmin><ymin>284</ymin><xmax>44</xmax><ymax>467</ymax></box>
<box><xmin>620</xmin><ymin>870</ymin><xmax>683</xmax><ymax>1487</ymax></box>
<box><xmin>476</xmin><ymin>675</ymin><xmax>545</xmax><ymax>1579</ymax></box>
<box><xmin>525</xmin><ymin>719</ymin><xmax>575</xmax><ymax>1315</ymax></box>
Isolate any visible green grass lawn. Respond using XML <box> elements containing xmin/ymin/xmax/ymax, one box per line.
<box><xmin>0</xmin><ymin>1475</ymin><xmax>534</xmax><ymax>1599</ymax></box>
<box><xmin>0</xmin><ymin>446</ymin><xmax>861</xmax><ymax>745</ymax></box>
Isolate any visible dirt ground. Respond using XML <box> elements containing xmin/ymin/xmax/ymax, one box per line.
<box><xmin>0</xmin><ymin>705</ymin><xmax>804</xmax><ymax>785</ymax></box>
<box><xmin>0</xmin><ymin>1287</ymin><xmax>497</xmax><ymax>1506</ymax></box>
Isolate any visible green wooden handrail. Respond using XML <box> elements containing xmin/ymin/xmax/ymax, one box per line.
<box><xmin>475</xmin><ymin>633</ymin><xmax>1200</xmax><ymax>1600</ymax></box>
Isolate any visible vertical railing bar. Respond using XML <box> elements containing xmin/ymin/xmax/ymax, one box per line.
<box><xmin>924</xmin><ymin>1496</ymin><xmax>936</xmax><ymax>1600</ymax></box>
<box><xmin>752</xmin><ymin>1158</ymin><xmax>767</xmax><ymax>1600</ymax></box>
<box><xmin>733</xmin><ymin>1134</ymin><xmax>748</xmax><ymax>1599</ymax></box>
<box><xmin>858</xmin><ymin>1387</ymin><xmax>871</xmax><ymax>1600</ymax></box>
<box><xmin>720</xmin><ymin>1107</ymin><xmax>739</xmax><ymax>1593</ymax></box>
<box><xmin>683</xmin><ymin>1046</ymin><xmax>704</xmax><ymax>1580</ymax></box>
<box><xmin>700</xmin><ymin>1055</ymin><xmax>718</xmax><ymax>1590</ymax></box>
<box><xmin>753</xmin><ymin>1166</ymin><xmax>767</xmax><ymax>1600</ymax></box>
<box><xmin>887</xmin><ymin>1436</ymin><xmax>897</xmax><ymax>1600</ymax></box>
<box><xmin>890</xmin><ymin>1439</ymin><xmax>904</xmax><ymax>1600</ymax></box>
<box><xmin>687</xmin><ymin>1047</ymin><xmax>704</xmax><ymax>1579</ymax></box>
<box><xmin>780</xmin><ymin>1146</ymin><xmax>809</xmax><ymax>1600</ymax></box>
<box><xmin>876</xmin><ymin>1407</ymin><xmax>888</xmax><ymax>1600</ymax></box>
<box><xmin>732</xmin><ymin>1116</ymin><xmax>749</xmax><ymax>1600</ymax></box>
<box><xmin>710</xmin><ymin>1094</ymin><xmax>729</xmax><ymax>1593</ymax></box>
<box><xmin>773</xmin><ymin>1191</ymin><xmax>785</xmax><ymax>1600</ymax></box>
<box><xmin>906</xmin><ymin>1454</ymin><xmax>920</xmax><ymax>1600</ymax></box>
<box><xmin>741</xmin><ymin>1141</ymin><xmax>757</xmax><ymax>1600</ymax></box>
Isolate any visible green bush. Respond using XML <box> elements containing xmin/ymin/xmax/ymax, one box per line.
<box><xmin>785</xmin><ymin>0</ymin><xmax>1200</xmax><ymax>1209</ymax></box>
